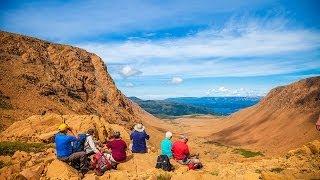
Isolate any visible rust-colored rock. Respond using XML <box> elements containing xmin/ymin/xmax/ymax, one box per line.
<box><xmin>0</xmin><ymin>31</ymin><xmax>148</xmax><ymax>130</ymax></box>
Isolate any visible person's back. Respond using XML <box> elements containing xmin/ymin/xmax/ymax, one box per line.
<box><xmin>172</xmin><ymin>140</ymin><xmax>189</xmax><ymax>160</ymax></box>
<box><xmin>131</xmin><ymin>130</ymin><xmax>149</xmax><ymax>153</ymax></box>
<box><xmin>161</xmin><ymin>131</ymin><xmax>173</xmax><ymax>158</ymax></box>
<box><xmin>55</xmin><ymin>132</ymin><xmax>77</xmax><ymax>158</ymax></box>
<box><xmin>107</xmin><ymin>139</ymin><xmax>127</xmax><ymax>162</ymax></box>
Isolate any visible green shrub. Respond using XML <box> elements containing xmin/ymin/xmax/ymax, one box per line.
<box><xmin>157</xmin><ymin>173</ymin><xmax>171</xmax><ymax>180</ymax></box>
<box><xmin>233</xmin><ymin>148</ymin><xmax>264</xmax><ymax>158</ymax></box>
<box><xmin>0</xmin><ymin>141</ymin><xmax>51</xmax><ymax>156</ymax></box>
<box><xmin>210</xmin><ymin>170</ymin><xmax>219</xmax><ymax>176</ymax></box>
<box><xmin>270</xmin><ymin>167</ymin><xmax>284</xmax><ymax>173</ymax></box>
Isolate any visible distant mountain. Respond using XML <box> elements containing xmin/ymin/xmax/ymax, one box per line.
<box><xmin>129</xmin><ymin>97</ymin><xmax>215</xmax><ymax>118</ymax></box>
<box><xmin>166</xmin><ymin>96</ymin><xmax>262</xmax><ymax>115</ymax></box>
<box><xmin>129</xmin><ymin>96</ymin><xmax>262</xmax><ymax>118</ymax></box>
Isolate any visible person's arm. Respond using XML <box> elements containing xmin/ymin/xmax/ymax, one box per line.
<box><xmin>87</xmin><ymin>135</ymin><xmax>99</xmax><ymax>153</ymax></box>
<box><xmin>145</xmin><ymin>132</ymin><xmax>150</xmax><ymax>140</ymax></box>
<box><xmin>185</xmin><ymin>146</ymin><xmax>190</xmax><ymax>158</ymax></box>
<box><xmin>67</xmin><ymin>127</ymin><xmax>79</xmax><ymax>139</ymax></box>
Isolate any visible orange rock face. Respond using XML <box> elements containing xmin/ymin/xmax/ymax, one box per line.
<box><xmin>0</xmin><ymin>31</ymin><xmax>146</xmax><ymax>130</ymax></box>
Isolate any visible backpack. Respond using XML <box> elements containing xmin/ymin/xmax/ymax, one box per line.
<box><xmin>155</xmin><ymin>155</ymin><xmax>173</xmax><ymax>171</ymax></box>
<box><xmin>92</xmin><ymin>152</ymin><xmax>112</xmax><ymax>176</ymax></box>
<box><xmin>72</xmin><ymin>134</ymin><xmax>87</xmax><ymax>153</ymax></box>
<box><xmin>188</xmin><ymin>162</ymin><xmax>203</xmax><ymax>170</ymax></box>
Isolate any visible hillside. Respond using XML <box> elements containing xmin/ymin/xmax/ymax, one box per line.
<box><xmin>0</xmin><ymin>31</ymin><xmax>147</xmax><ymax>130</ymax></box>
<box><xmin>129</xmin><ymin>97</ymin><xmax>215</xmax><ymax>118</ymax></box>
<box><xmin>209</xmin><ymin>76</ymin><xmax>320</xmax><ymax>154</ymax></box>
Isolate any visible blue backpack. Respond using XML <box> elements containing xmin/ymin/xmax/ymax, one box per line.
<box><xmin>72</xmin><ymin>134</ymin><xmax>87</xmax><ymax>152</ymax></box>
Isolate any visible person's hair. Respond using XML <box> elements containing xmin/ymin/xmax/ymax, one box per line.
<box><xmin>113</xmin><ymin>131</ymin><xmax>121</xmax><ymax>139</ymax></box>
<box><xmin>179</xmin><ymin>135</ymin><xmax>188</xmax><ymax>141</ymax></box>
<box><xmin>87</xmin><ymin>128</ymin><xmax>95</xmax><ymax>135</ymax></box>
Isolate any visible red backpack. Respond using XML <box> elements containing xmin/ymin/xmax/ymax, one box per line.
<box><xmin>92</xmin><ymin>152</ymin><xmax>112</xmax><ymax>176</ymax></box>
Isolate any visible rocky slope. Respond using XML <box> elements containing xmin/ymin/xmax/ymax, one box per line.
<box><xmin>210</xmin><ymin>76</ymin><xmax>320</xmax><ymax>154</ymax></box>
<box><xmin>0</xmin><ymin>31</ymin><xmax>145</xmax><ymax>130</ymax></box>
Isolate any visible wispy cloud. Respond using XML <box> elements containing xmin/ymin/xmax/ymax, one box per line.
<box><xmin>170</xmin><ymin>77</ymin><xmax>184</xmax><ymax>84</ymax></box>
<box><xmin>119</xmin><ymin>65</ymin><xmax>142</xmax><ymax>78</ymax></box>
<box><xmin>80</xmin><ymin>17</ymin><xmax>320</xmax><ymax>77</ymax></box>
<box><xmin>206</xmin><ymin>86</ymin><xmax>265</xmax><ymax>96</ymax></box>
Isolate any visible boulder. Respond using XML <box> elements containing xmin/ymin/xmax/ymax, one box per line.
<box><xmin>306</xmin><ymin>140</ymin><xmax>320</xmax><ymax>154</ymax></box>
<box><xmin>18</xmin><ymin>163</ymin><xmax>45</xmax><ymax>180</ymax></box>
<box><xmin>12</xmin><ymin>151</ymin><xmax>31</xmax><ymax>163</ymax></box>
<box><xmin>46</xmin><ymin>159</ymin><xmax>80</xmax><ymax>180</ymax></box>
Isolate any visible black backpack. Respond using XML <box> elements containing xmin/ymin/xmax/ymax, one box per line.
<box><xmin>72</xmin><ymin>134</ymin><xmax>87</xmax><ymax>153</ymax></box>
<box><xmin>155</xmin><ymin>155</ymin><xmax>173</xmax><ymax>171</ymax></box>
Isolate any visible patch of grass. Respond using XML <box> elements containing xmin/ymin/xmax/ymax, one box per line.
<box><xmin>0</xmin><ymin>141</ymin><xmax>50</xmax><ymax>156</ymax></box>
<box><xmin>233</xmin><ymin>148</ymin><xmax>264</xmax><ymax>158</ymax></box>
<box><xmin>255</xmin><ymin>169</ymin><xmax>262</xmax><ymax>174</ymax></box>
<box><xmin>210</xmin><ymin>170</ymin><xmax>219</xmax><ymax>176</ymax></box>
<box><xmin>156</xmin><ymin>173</ymin><xmax>171</xmax><ymax>180</ymax></box>
<box><xmin>204</xmin><ymin>141</ymin><xmax>227</xmax><ymax>147</ymax></box>
<box><xmin>0</xmin><ymin>161</ymin><xmax>4</xmax><ymax>169</ymax></box>
<box><xmin>0</xmin><ymin>160</ymin><xmax>12</xmax><ymax>169</ymax></box>
<box><xmin>270</xmin><ymin>167</ymin><xmax>284</xmax><ymax>173</ymax></box>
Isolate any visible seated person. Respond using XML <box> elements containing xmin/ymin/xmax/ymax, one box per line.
<box><xmin>105</xmin><ymin>131</ymin><xmax>127</xmax><ymax>164</ymax></box>
<box><xmin>172</xmin><ymin>135</ymin><xmax>200</xmax><ymax>165</ymax></box>
<box><xmin>55</xmin><ymin>123</ymin><xmax>89</xmax><ymax>173</ymax></box>
<box><xmin>130</xmin><ymin>124</ymin><xmax>150</xmax><ymax>153</ymax></box>
<box><xmin>84</xmin><ymin>128</ymin><xmax>100</xmax><ymax>156</ymax></box>
<box><xmin>160</xmin><ymin>131</ymin><xmax>173</xmax><ymax>158</ymax></box>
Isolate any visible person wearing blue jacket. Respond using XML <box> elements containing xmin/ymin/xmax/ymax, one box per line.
<box><xmin>160</xmin><ymin>131</ymin><xmax>173</xmax><ymax>158</ymax></box>
<box><xmin>55</xmin><ymin>123</ymin><xmax>89</xmax><ymax>173</ymax></box>
<box><xmin>130</xmin><ymin>124</ymin><xmax>150</xmax><ymax>153</ymax></box>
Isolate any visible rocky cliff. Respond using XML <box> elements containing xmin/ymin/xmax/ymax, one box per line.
<box><xmin>0</xmin><ymin>31</ymin><xmax>145</xmax><ymax>130</ymax></box>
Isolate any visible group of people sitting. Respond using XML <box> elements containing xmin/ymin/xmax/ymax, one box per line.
<box><xmin>54</xmin><ymin>123</ymin><xmax>201</xmax><ymax>175</ymax></box>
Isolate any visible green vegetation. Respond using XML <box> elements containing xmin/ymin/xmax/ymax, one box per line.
<box><xmin>204</xmin><ymin>141</ymin><xmax>227</xmax><ymax>147</ymax></box>
<box><xmin>210</xmin><ymin>170</ymin><xmax>219</xmax><ymax>176</ymax></box>
<box><xmin>0</xmin><ymin>141</ymin><xmax>52</xmax><ymax>156</ymax></box>
<box><xmin>270</xmin><ymin>167</ymin><xmax>284</xmax><ymax>173</ymax></box>
<box><xmin>233</xmin><ymin>148</ymin><xmax>264</xmax><ymax>158</ymax></box>
<box><xmin>0</xmin><ymin>161</ymin><xmax>4</xmax><ymax>169</ymax></box>
<box><xmin>156</xmin><ymin>173</ymin><xmax>172</xmax><ymax>180</ymax></box>
<box><xmin>255</xmin><ymin>169</ymin><xmax>262</xmax><ymax>174</ymax></box>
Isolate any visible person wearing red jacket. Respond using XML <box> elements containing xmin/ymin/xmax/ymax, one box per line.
<box><xmin>172</xmin><ymin>135</ymin><xmax>200</xmax><ymax>165</ymax></box>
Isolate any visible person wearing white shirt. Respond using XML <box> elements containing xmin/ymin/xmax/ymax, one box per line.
<box><xmin>84</xmin><ymin>129</ymin><xmax>100</xmax><ymax>156</ymax></box>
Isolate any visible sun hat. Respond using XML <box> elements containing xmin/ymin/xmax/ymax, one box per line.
<box><xmin>165</xmin><ymin>131</ymin><xmax>173</xmax><ymax>138</ymax></box>
<box><xmin>58</xmin><ymin>123</ymin><xmax>69</xmax><ymax>132</ymax></box>
<box><xmin>134</xmin><ymin>123</ymin><xmax>145</xmax><ymax>132</ymax></box>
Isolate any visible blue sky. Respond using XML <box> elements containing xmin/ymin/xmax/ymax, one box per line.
<box><xmin>1</xmin><ymin>0</ymin><xmax>320</xmax><ymax>99</ymax></box>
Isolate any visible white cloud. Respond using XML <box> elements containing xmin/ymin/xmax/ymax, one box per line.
<box><xmin>206</xmin><ymin>86</ymin><xmax>265</xmax><ymax>97</ymax></box>
<box><xmin>79</xmin><ymin>17</ymin><xmax>320</xmax><ymax>78</ymax></box>
<box><xmin>125</xmin><ymin>82</ymin><xmax>134</xmax><ymax>87</ymax></box>
<box><xmin>80</xmin><ymin>18</ymin><xmax>320</xmax><ymax>64</ymax></box>
<box><xmin>119</xmin><ymin>65</ymin><xmax>142</xmax><ymax>78</ymax></box>
<box><xmin>171</xmin><ymin>77</ymin><xmax>183</xmax><ymax>84</ymax></box>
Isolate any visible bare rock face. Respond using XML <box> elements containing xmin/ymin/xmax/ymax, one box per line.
<box><xmin>0</xmin><ymin>113</ymin><xmax>130</xmax><ymax>143</ymax></box>
<box><xmin>0</xmin><ymin>31</ymin><xmax>144</xmax><ymax>130</ymax></box>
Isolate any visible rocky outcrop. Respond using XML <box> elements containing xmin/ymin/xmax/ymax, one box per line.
<box><xmin>0</xmin><ymin>113</ymin><xmax>130</xmax><ymax>143</ymax></box>
<box><xmin>0</xmin><ymin>31</ymin><xmax>147</xmax><ymax>130</ymax></box>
